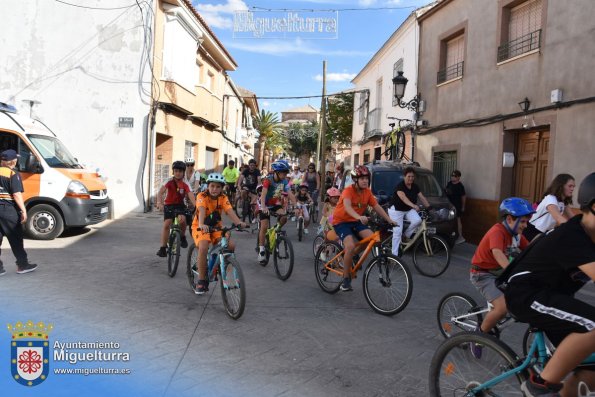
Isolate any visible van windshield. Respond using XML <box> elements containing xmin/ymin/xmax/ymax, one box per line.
<box><xmin>372</xmin><ymin>170</ymin><xmax>444</xmax><ymax>197</ymax></box>
<box><xmin>27</xmin><ymin>134</ymin><xmax>82</xmax><ymax>168</ymax></box>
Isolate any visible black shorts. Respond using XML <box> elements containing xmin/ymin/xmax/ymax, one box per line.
<box><xmin>505</xmin><ymin>285</ymin><xmax>595</xmax><ymax>346</ymax></box>
<box><xmin>258</xmin><ymin>205</ymin><xmax>282</xmax><ymax>221</ymax></box>
<box><xmin>163</xmin><ymin>204</ymin><xmax>187</xmax><ymax>221</ymax></box>
<box><xmin>226</xmin><ymin>183</ymin><xmax>237</xmax><ymax>193</ymax></box>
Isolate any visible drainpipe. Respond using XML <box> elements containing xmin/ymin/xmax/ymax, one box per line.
<box><xmin>147</xmin><ymin>104</ymin><xmax>157</xmax><ymax>211</ymax></box>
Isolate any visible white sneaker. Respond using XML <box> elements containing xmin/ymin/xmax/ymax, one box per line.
<box><xmin>257</xmin><ymin>251</ymin><xmax>266</xmax><ymax>262</ymax></box>
<box><xmin>304</xmin><ymin>228</ymin><xmax>309</xmax><ymax>235</ymax></box>
<box><xmin>456</xmin><ymin>237</ymin><xmax>466</xmax><ymax>245</ymax></box>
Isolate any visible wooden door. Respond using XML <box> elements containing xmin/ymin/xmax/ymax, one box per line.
<box><xmin>514</xmin><ymin>131</ymin><xmax>549</xmax><ymax>203</ymax></box>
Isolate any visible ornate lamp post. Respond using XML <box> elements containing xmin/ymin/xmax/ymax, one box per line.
<box><xmin>391</xmin><ymin>71</ymin><xmax>422</xmax><ymax>161</ymax></box>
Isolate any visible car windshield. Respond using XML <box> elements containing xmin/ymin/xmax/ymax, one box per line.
<box><xmin>27</xmin><ymin>134</ymin><xmax>81</xmax><ymax>168</ymax></box>
<box><xmin>372</xmin><ymin>170</ymin><xmax>443</xmax><ymax>197</ymax></box>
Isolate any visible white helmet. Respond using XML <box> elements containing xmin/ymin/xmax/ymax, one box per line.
<box><xmin>185</xmin><ymin>157</ymin><xmax>195</xmax><ymax>165</ymax></box>
<box><xmin>206</xmin><ymin>173</ymin><xmax>225</xmax><ymax>185</ymax></box>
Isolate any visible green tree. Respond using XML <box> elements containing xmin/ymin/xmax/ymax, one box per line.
<box><xmin>252</xmin><ymin>110</ymin><xmax>285</xmax><ymax>169</ymax></box>
<box><xmin>286</xmin><ymin>121</ymin><xmax>319</xmax><ymax>161</ymax></box>
<box><xmin>325</xmin><ymin>92</ymin><xmax>354</xmax><ymax>150</ymax></box>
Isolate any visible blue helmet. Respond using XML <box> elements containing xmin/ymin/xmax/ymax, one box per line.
<box><xmin>499</xmin><ymin>197</ymin><xmax>535</xmax><ymax>218</ymax></box>
<box><xmin>271</xmin><ymin>159</ymin><xmax>290</xmax><ymax>173</ymax></box>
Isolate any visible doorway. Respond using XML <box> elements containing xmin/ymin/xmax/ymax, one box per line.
<box><xmin>513</xmin><ymin>130</ymin><xmax>549</xmax><ymax>204</ymax></box>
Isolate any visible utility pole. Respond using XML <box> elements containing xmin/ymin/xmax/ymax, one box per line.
<box><xmin>318</xmin><ymin>60</ymin><xmax>327</xmax><ymax>206</ymax></box>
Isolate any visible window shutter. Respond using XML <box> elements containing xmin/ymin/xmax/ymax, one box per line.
<box><xmin>509</xmin><ymin>0</ymin><xmax>542</xmax><ymax>41</ymax></box>
<box><xmin>446</xmin><ymin>35</ymin><xmax>464</xmax><ymax>68</ymax></box>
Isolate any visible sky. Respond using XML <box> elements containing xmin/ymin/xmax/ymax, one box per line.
<box><xmin>192</xmin><ymin>0</ymin><xmax>430</xmax><ymax>117</ymax></box>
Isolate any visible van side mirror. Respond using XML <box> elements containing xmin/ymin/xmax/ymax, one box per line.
<box><xmin>25</xmin><ymin>155</ymin><xmax>43</xmax><ymax>174</ymax></box>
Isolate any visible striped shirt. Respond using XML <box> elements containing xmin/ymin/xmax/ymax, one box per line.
<box><xmin>0</xmin><ymin>166</ymin><xmax>23</xmax><ymax>202</ymax></box>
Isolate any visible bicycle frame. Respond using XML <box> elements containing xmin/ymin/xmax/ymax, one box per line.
<box><xmin>468</xmin><ymin>331</ymin><xmax>595</xmax><ymax>395</ymax></box>
<box><xmin>400</xmin><ymin>217</ymin><xmax>437</xmax><ymax>254</ymax></box>
<box><xmin>323</xmin><ymin>230</ymin><xmax>382</xmax><ymax>278</ymax></box>
<box><xmin>448</xmin><ymin>302</ymin><xmax>515</xmax><ymax>333</ymax></box>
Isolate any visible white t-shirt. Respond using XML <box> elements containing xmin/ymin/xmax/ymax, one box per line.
<box><xmin>530</xmin><ymin>194</ymin><xmax>564</xmax><ymax>233</ymax></box>
<box><xmin>184</xmin><ymin>171</ymin><xmax>200</xmax><ymax>193</ymax></box>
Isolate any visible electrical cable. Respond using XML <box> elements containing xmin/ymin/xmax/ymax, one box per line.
<box><xmin>53</xmin><ymin>0</ymin><xmax>136</xmax><ymax>10</ymax></box>
<box><xmin>249</xmin><ymin>6</ymin><xmax>416</xmax><ymax>12</ymax></box>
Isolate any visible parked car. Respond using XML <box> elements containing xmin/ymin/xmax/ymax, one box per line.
<box><xmin>363</xmin><ymin>160</ymin><xmax>459</xmax><ymax>246</ymax></box>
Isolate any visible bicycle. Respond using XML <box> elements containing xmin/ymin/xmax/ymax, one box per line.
<box><xmin>239</xmin><ymin>188</ymin><xmax>257</xmax><ymax>224</ymax></box>
<box><xmin>309</xmin><ymin>199</ymin><xmax>319</xmax><ymax>224</ymax></box>
<box><xmin>312</xmin><ymin>226</ymin><xmax>326</xmax><ymax>257</ymax></box>
<box><xmin>294</xmin><ymin>202</ymin><xmax>311</xmax><ymax>241</ymax></box>
<box><xmin>166</xmin><ymin>208</ymin><xmax>192</xmax><ymax>278</ymax></box>
<box><xmin>373</xmin><ymin>208</ymin><xmax>451</xmax><ymax>277</ymax></box>
<box><xmin>224</xmin><ymin>184</ymin><xmax>238</xmax><ymax>211</ymax></box>
<box><xmin>255</xmin><ymin>211</ymin><xmax>294</xmax><ymax>281</ymax></box>
<box><xmin>383</xmin><ymin>120</ymin><xmax>406</xmax><ymax>161</ymax></box>
<box><xmin>186</xmin><ymin>225</ymin><xmax>247</xmax><ymax>319</ymax></box>
<box><xmin>428</xmin><ymin>328</ymin><xmax>595</xmax><ymax>396</ymax></box>
<box><xmin>314</xmin><ymin>220</ymin><xmax>413</xmax><ymax>315</ymax></box>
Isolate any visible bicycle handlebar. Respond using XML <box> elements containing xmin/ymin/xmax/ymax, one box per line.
<box><xmin>205</xmin><ymin>224</ymin><xmax>249</xmax><ymax>234</ymax></box>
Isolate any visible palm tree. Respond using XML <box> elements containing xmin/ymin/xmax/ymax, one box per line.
<box><xmin>252</xmin><ymin>110</ymin><xmax>284</xmax><ymax>169</ymax></box>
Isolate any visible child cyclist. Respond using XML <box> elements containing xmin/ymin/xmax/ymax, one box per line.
<box><xmin>257</xmin><ymin>159</ymin><xmax>297</xmax><ymax>263</ymax></box>
<box><xmin>469</xmin><ymin>197</ymin><xmax>534</xmax><ymax>357</ymax></box>
<box><xmin>192</xmin><ymin>173</ymin><xmax>247</xmax><ymax>295</ymax></box>
<box><xmin>503</xmin><ymin>173</ymin><xmax>595</xmax><ymax>397</ymax></box>
<box><xmin>320</xmin><ymin>187</ymin><xmax>341</xmax><ymax>238</ymax></box>
<box><xmin>331</xmin><ymin>165</ymin><xmax>397</xmax><ymax>292</ymax></box>
<box><xmin>156</xmin><ymin>161</ymin><xmax>196</xmax><ymax>257</ymax></box>
<box><xmin>295</xmin><ymin>183</ymin><xmax>314</xmax><ymax>234</ymax></box>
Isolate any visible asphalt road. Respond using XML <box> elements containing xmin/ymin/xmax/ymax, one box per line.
<box><xmin>1</xmin><ymin>213</ymin><xmax>593</xmax><ymax>397</ymax></box>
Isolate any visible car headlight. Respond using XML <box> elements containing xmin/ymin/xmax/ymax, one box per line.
<box><xmin>66</xmin><ymin>180</ymin><xmax>90</xmax><ymax>199</ymax></box>
<box><xmin>449</xmin><ymin>209</ymin><xmax>456</xmax><ymax>220</ymax></box>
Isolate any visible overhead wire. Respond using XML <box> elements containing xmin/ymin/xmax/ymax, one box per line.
<box><xmin>53</xmin><ymin>0</ymin><xmax>137</xmax><ymax>10</ymax></box>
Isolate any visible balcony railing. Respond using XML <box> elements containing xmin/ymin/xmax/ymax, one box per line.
<box><xmin>437</xmin><ymin>61</ymin><xmax>464</xmax><ymax>84</ymax></box>
<box><xmin>497</xmin><ymin>29</ymin><xmax>541</xmax><ymax>63</ymax></box>
<box><xmin>363</xmin><ymin>107</ymin><xmax>382</xmax><ymax>140</ymax></box>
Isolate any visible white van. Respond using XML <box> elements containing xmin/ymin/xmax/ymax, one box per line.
<box><xmin>0</xmin><ymin>102</ymin><xmax>110</xmax><ymax>239</ymax></box>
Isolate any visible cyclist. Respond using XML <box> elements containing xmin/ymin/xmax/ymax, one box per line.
<box><xmin>320</xmin><ymin>187</ymin><xmax>341</xmax><ymax>234</ymax></box>
<box><xmin>192</xmin><ymin>173</ymin><xmax>247</xmax><ymax>295</ymax></box>
<box><xmin>387</xmin><ymin>166</ymin><xmax>433</xmax><ymax>256</ymax></box>
<box><xmin>331</xmin><ymin>165</ymin><xmax>396</xmax><ymax>292</ymax></box>
<box><xmin>502</xmin><ymin>172</ymin><xmax>595</xmax><ymax>397</ymax></box>
<box><xmin>221</xmin><ymin>160</ymin><xmax>239</xmax><ymax>200</ymax></box>
<box><xmin>257</xmin><ymin>159</ymin><xmax>296</xmax><ymax>263</ymax></box>
<box><xmin>237</xmin><ymin>159</ymin><xmax>261</xmax><ymax>219</ymax></box>
<box><xmin>155</xmin><ymin>161</ymin><xmax>196</xmax><ymax>257</ymax></box>
<box><xmin>289</xmin><ymin>165</ymin><xmax>303</xmax><ymax>192</ymax></box>
<box><xmin>183</xmin><ymin>157</ymin><xmax>200</xmax><ymax>194</ymax></box>
<box><xmin>469</xmin><ymin>197</ymin><xmax>534</xmax><ymax>357</ymax></box>
<box><xmin>295</xmin><ymin>183</ymin><xmax>314</xmax><ymax>234</ymax></box>
<box><xmin>304</xmin><ymin>162</ymin><xmax>321</xmax><ymax>203</ymax></box>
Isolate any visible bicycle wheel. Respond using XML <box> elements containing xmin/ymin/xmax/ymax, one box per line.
<box><xmin>311</xmin><ymin>203</ymin><xmax>319</xmax><ymax>223</ymax></box>
<box><xmin>298</xmin><ymin>217</ymin><xmax>303</xmax><ymax>241</ymax></box>
<box><xmin>314</xmin><ymin>241</ymin><xmax>343</xmax><ymax>294</ymax></box>
<box><xmin>429</xmin><ymin>332</ymin><xmax>527</xmax><ymax>397</ymax></box>
<box><xmin>273</xmin><ymin>236</ymin><xmax>294</xmax><ymax>281</ymax></box>
<box><xmin>312</xmin><ymin>234</ymin><xmax>325</xmax><ymax>257</ymax></box>
<box><xmin>396</xmin><ymin>130</ymin><xmax>406</xmax><ymax>160</ymax></box>
<box><xmin>167</xmin><ymin>230</ymin><xmax>181</xmax><ymax>277</ymax></box>
<box><xmin>363</xmin><ymin>254</ymin><xmax>412</xmax><ymax>315</ymax></box>
<box><xmin>412</xmin><ymin>235</ymin><xmax>450</xmax><ymax>277</ymax></box>
<box><xmin>219</xmin><ymin>256</ymin><xmax>246</xmax><ymax>320</ymax></box>
<box><xmin>437</xmin><ymin>293</ymin><xmax>482</xmax><ymax>338</ymax></box>
<box><xmin>186</xmin><ymin>243</ymin><xmax>199</xmax><ymax>290</ymax></box>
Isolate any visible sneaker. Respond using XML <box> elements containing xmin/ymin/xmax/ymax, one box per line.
<box><xmin>456</xmin><ymin>236</ymin><xmax>466</xmax><ymax>245</ymax></box>
<box><xmin>257</xmin><ymin>250</ymin><xmax>267</xmax><ymax>263</ymax></box>
<box><xmin>340</xmin><ymin>278</ymin><xmax>353</xmax><ymax>292</ymax></box>
<box><xmin>304</xmin><ymin>228</ymin><xmax>309</xmax><ymax>235</ymax></box>
<box><xmin>194</xmin><ymin>280</ymin><xmax>209</xmax><ymax>295</ymax></box>
<box><xmin>0</xmin><ymin>264</ymin><xmax>6</xmax><ymax>276</ymax></box>
<box><xmin>520</xmin><ymin>374</ymin><xmax>562</xmax><ymax>397</ymax></box>
<box><xmin>16</xmin><ymin>263</ymin><xmax>38</xmax><ymax>274</ymax></box>
<box><xmin>180</xmin><ymin>236</ymin><xmax>188</xmax><ymax>248</ymax></box>
<box><xmin>156</xmin><ymin>246</ymin><xmax>167</xmax><ymax>257</ymax></box>
<box><xmin>469</xmin><ymin>342</ymin><xmax>483</xmax><ymax>359</ymax></box>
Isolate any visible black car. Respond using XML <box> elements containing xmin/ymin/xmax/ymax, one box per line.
<box><xmin>362</xmin><ymin>161</ymin><xmax>459</xmax><ymax>246</ymax></box>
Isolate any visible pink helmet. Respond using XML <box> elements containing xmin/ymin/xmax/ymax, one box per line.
<box><xmin>326</xmin><ymin>187</ymin><xmax>341</xmax><ymax>197</ymax></box>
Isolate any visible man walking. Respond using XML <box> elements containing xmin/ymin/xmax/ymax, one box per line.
<box><xmin>0</xmin><ymin>149</ymin><xmax>37</xmax><ymax>276</ymax></box>
<box><xmin>445</xmin><ymin>170</ymin><xmax>467</xmax><ymax>244</ymax></box>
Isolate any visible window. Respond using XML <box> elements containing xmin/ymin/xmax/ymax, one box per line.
<box><xmin>353</xmin><ymin>153</ymin><xmax>360</xmax><ymax>166</ymax></box>
<box><xmin>432</xmin><ymin>151</ymin><xmax>457</xmax><ymax>188</ymax></box>
<box><xmin>208</xmin><ymin>71</ymin><xmax>216</xmax><ymax>92</ymax></box>
<box><xmin>374</xmin><ymin>147</ymin><xmax>381</xmax><ymax>161</ymax></box>
<box><xmin>498</xmin><ymin>0</ymin><xmax>543</xmax><ymax>62</ymax></box>
<box><xmin>392</xmin><ymin>58</ymin><xmax>403</xmax><ymax>106</ymax></box>
<box><xmin>438</xmin><ymin>33</ymin><xmax>465</xmax><ymax>84</ymax></box>
<box><xmin>185</xmin><ymin>141</ymin><xmax>195</xmax><ymax>161</ymax></box>
<box><xmin>162</xmin><ymin>15</ymin><xmax>198</xmax><ymax>91</ymax></box>
<box><xmin>205</xmin><ymin>147</ymin><xmax>217</xmax><ymax>173</ymax></box>
<box><xmin>196</xmin><ymin>61</ymin><xmax>202</xmax><ymax>85</ymax></box>
<box><xmin>358</xmin><ymin>91</ymin><xmax>367</xmax><ymax>125</ymax></box>
<box><xmin>363</xmin><ymin>149</ymin><xmax>370</xmax><ymax>164</ymax></box>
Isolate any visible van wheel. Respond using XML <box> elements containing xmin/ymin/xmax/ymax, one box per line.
<box><xmin>26</xmin><ymin>204</ymin><xmax>64</xmax><ymax>240</ymax></box>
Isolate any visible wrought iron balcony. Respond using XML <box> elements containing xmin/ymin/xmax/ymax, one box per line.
<box><xmin>437</xmin><ymin>61</ymin><xmax>464</xmax><ymax>84</ymax></box>
<box><xmin>363</xmin><ymin>107</ymin><xmax>383</xmax><ymax>140</ymax></box>
<box><xmin>498</xmin><ymin>29</ymin><xmax>541</xmax><ymax>63</ymax></box>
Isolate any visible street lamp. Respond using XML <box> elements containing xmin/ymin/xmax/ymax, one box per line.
<box><xmin>391</xmin><ymin>71</ymin><xmax>422</xmax><ymax>161</ymax></box>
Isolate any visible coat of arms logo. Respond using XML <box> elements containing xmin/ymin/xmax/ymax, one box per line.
<box><xmin>7</xmin><ymin>320</ymin><xmax>53</xmax><ymax>386</ymax></box>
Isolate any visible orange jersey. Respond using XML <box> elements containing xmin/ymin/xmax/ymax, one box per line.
<box><xmin>192</xmin><ymin>192</ymin><xmax>232</xmax><ymax>230</ymax></box>
<box><xmin>332</xmin><ymin>185</ymin><xmax>378</xmax><ymax>225</ymax></box>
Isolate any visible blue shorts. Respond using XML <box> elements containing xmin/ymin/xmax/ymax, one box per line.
<box><xmin>333</xmin><ymin>221</ymin><xmax>370</xmax><ymax>241</ymax></box>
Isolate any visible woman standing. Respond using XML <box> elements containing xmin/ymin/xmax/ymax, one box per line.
<box><xmin>304</xmin><ymin>162</ymin><xmax>321</xmax><ymax>202</ymax></box>
<box><xmin>524</xmin><ymin>173</ymin><xmax>576</xmax><ymax>241</ymax></box>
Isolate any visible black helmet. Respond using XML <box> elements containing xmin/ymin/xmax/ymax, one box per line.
<box><xmin>172</xmin><ymin>161</ymin><xmax>186</xmax><ymax>171</ymax></box>
<box><xmin>578</xmin><ymin>172</ymin><xmax>595</xmax><ymax>209</ymax></box>
<box><xmin>248</xmin><ymin>159</ymin><xmax>256</xmax><ymax>165</ymax></box>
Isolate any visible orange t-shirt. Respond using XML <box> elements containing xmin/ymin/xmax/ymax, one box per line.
<box><xmin>332</xmin><ymin>185</ymin><xmax>378</xmax><ymax>225</ymax></box>
<box><xmin>192</xmin><ymin>192</ymin><xmax>232</xmax><ymax>230</ymax></box>
<box><xmin>471</xmin><ymin>223</ymin><xmax>529</xmax><ymax>271</ymax></box>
